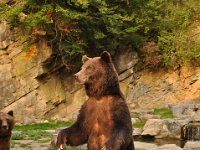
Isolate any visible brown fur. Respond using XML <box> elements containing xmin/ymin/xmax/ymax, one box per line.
<box><xmin>0</xmin><ymin>111</ymin><xmax>14</xmax><ymax>150</ymax></box>
<box><xmin>57</xmin><ymin>51</ymin><xmax>134</xmax><ymax>150</ymax></box>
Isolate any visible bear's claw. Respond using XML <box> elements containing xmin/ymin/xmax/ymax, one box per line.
<box><xmin>58</xmin><ymin>144</ymin><xmax>64</xmax><ymax>150</ymax></box>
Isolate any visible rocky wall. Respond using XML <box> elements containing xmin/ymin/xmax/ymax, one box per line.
<box><xmin>1</xmin><ymin>21</ymin><xmax>200</xmax><ymax>124</ymax></box>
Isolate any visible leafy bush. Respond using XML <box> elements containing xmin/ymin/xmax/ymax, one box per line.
<box><xmin>1</xmin><ymin>0</ymin><xmax>200</xmax><ymax>70</ymax></box>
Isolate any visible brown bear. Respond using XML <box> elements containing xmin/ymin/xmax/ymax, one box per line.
<box><xmin>56</xmin><ymin>51</ymin><xmax>134</xmax><ymax>150</ymax></box>
<box><xmin>0</xmin><ymin>111</ymin><xmax>14</xmax><ymax>150</ymax></box>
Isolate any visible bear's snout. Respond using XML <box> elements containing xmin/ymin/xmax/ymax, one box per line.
<box><xmin>74</xmin><ymin>72</ymin><xmax>87</xmax><ymax>83</ymax></box>
<box><xmin>1</xmin><ymin>119</ymin><xmax>9</xmax><ymax>131</ymax></box>
<box><xmin>2</xmin><ymin>125</ymin><xmax>8</xmax><ymax>130</ymax></box>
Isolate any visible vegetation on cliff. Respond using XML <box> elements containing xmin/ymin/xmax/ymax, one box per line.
<box><xmin>1</xmin><ymin>0</ymin><xmax>200</xmax><ymax>70</ymax></box>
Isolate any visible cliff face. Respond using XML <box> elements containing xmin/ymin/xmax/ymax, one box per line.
<box><xmin>1</xmin><ymin>21</ymin><xmax>200</xmax><ymax>124</ymax></box>
<box><xmin>0</xmin><ymin>21</ymin><xmax>87</xmax><ymax>124</ymax></box>
<box><xmin>126</xmin><ymin>67</ymin><xmax>200</xmax><ymax>108</ymax></box>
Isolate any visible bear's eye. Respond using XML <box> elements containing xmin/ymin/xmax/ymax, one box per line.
<box><xmin>86</xmin><ymin>66</ymin><xmax>92</xmax><ymax>70</ymax></box>
<box><xmin>6</xmin><ymin>119</ymin><xmax>11</xmax><ymax>123</ymax></box>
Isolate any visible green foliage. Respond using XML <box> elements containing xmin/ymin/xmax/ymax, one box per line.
<box><xmin>1</xmin><ymin>0</ymin><xmax>200</xmax><ymax>70</ymax></box>
<box><xmin>153</xmin><ymin>108</ymin><xmax>174</xmax><ymax>119</ymax></box>
<box><xmin>132</xmin><ymin>121</ymin><xmax>146</xmax><ymax>128</ymax></box>
<box><xmin>157</xmin><ymin>1</ymin><xmax>200</xmax><ymax>68</ymax></box>
<box><xmin>0</xmin><ymin>2</ymin><xmax>23</xmax><ymax>25</ymax></box>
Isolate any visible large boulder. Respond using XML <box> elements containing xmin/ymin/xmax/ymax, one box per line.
<box><xmin>168</xmin><ymin>101</ymin><xmax>197</xmax><ymax>117</ymax></box>
<box><xmin>142</xmin><ymin>119</ymin><xmax>190</xmax><ymax>139</ymax></box>
<box><xmin>164</xmin><ymin>119</ymin><xmax>190</xmax><ymax>139</ymax></box>
<box><xmin>142</xmin><ymin>119</ymin><xmax>168</xmax><ymax>138</ymax></box>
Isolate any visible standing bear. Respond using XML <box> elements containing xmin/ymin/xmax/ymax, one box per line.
<box><xmin>56</xmin><ymin>51</ymin><xmax>134</xmax><ymax>150</ymax></box>
<box><xmin>0</xmin><ymin>111</ymin><xmax>14</xmax><ymax>150</ymax></box>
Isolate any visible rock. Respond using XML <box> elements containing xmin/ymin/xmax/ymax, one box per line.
<box><xmin>183</xmin><ymin>141</ymin><xmax>200</xmax><ymax>150</ymax></box>
<box><xmin>168</xmin><ymin>104</ymin><xmax>186</xmax><ymax>117</ymax></box>
<box><xmin>155</xmin><ymin>123</ymin><xmax>169</xmax><ymax>139</ymax></box>
<box><xmin>114</xmin><ymin>48</ymin><xmax>139</xmax><ymax>73</ymax></box>
<box><xmin>150</xmin><ymin>144</ymin><xmax>182</xmax><ymax>150</ymax></box>
<box><xmin>119</xmin><ymin>68</ymin><xmax>134</xmax><ymax>81</ymax></box>
<box><xmin>0</xmin><ymin>63</ymin><xmax>15</xmax><ymax>109</ymax></box>
<box><xmin>142</xmin><ymin>119</ymin><xmax>165</xmax><ymax>137</ymax></box>
<box><xmin>133</xmin><ymin>128</ymin><xmax>142</xmax><ymax>136</ymax></box>
<box><xmin>192</xmin><ymin>110</ymin><xmax>200</xmax><ymax>121</ymax></box>
<box><xmin>181</xmin><ymin>121</ymin><xmax>200</xmax><ymax>141</ymax></box>
<box><xmin>0</xmin><ymin>21</ymin><xmax>13</xmax><ymax>49</ymax></box>
<box><xmin>129</xmin><ymin>102</ymin><xmax>136</xmax><ymax>110</ymax></box>
<box><xmin>142</xmin><ymin>118</ymin><xmax>190</xmax><ymax>139</ymax></box>
<box><xmin>141</xmin><ymin>114</ymin><xmax>161</xmax><ymax>120</ymax></box>
<box><xmin>163</xmin><ymin>119</ymin><xmax>188</xmax><ymax>139</ymax></box>
<box><xmin>134</xmin><ymin>141</ymin><xmax>157</xmax><ymax>150</ymax></box>
<box><xmin>126</xmin><ymin>66</ymin><xmax>200</xmax><ymax>109</ymax></box>
<box><xmin>131</xmin><ymin>109</ymin><xmax>154</xmax><ymax>115</ymax></box>
<box><xmin>168</xmin><ymin>101</ymin><xmax>198</xmax><ymax>118</ymax></box>
<box><xmin>178</xmin><ymin>115</ymin><xmax>193</xmax><ymax>121</ymax></box>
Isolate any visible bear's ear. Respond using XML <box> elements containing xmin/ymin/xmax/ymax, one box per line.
<box><xmin>82</xmin><ymin>55</ymin><xmax>90</xmax><ymax>63</ymax></box>
<box><xmin>100</xmin><ymin>51</ymin><xmax>111</xmax><ymax>63</ymax></box>
<box><xmin>8</xmin><ymin>111</ymin><xmax>13</xmax><ymax>116</ymax></box>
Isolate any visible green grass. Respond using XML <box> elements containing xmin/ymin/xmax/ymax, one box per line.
<box><xmin>132</xmin><ymin>121</ymin><xmax>146</xmax><ymax>128</ymax></box>
<box><xmin>12</xmin><ymin>133</ymin><xmax>24</xmax><ymax>140</ymax></box>
<box><xmin>11</xmin><ymin>141</ymin><xmax>32</xmax><ymax>150</ymax></box>
<box><xmin>11</xmin><ymin>121</ymin><xmax>75</xmax><ymax>149</ymax></box>
<box><xmin>14</xmin><ymin>121</ymin><xmax>73</xmax><ymax>131</ymax></box>
<box><xmin>153</xmin><ymin>108</ymin><xmax>174</xmax><ymax>119</ymax></box>
<box><xmin>12</xmin><ymin>121</ymin><xmax>73</xmax><ymax>141</ymax></box>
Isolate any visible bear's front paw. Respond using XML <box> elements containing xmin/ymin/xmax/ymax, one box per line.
<box><xmin>58</xmin><ymin>144</ymin><xmax>65</xmax><ymax>150</ymax></box>
<box><xmin>56</xmin><ymin>129</ymin><xmax>67</xmax><ymax>150</ymax></box>
<box><xmin>102</xmin><ymin>142</ymin><xmax>115</xmax><ymax>150</ymax></box>
<box><xmin>101</xmin><ymin>146</ymin><xmax>107</xmax><ymax>150</ymax></box>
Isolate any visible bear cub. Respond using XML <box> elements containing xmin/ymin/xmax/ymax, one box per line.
<box><xmin>57</xmin><ymin>51</ymin><xmax>134</xmax><ymax>150</ymax></box>
<box><xmin>0</xmin><ymin>111</ymin><xmax>14</xmax><ymax>150</ymax></box>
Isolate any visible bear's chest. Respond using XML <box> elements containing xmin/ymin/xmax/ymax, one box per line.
<box><xmin>85</xmin><ymin>98</ymin><xmax>113</xmax><ymax>130</ymax></box>
<box><xmin>84</xmin><ymin>97</ymin><xmax>114</xmax><ymax>149</ymax></box>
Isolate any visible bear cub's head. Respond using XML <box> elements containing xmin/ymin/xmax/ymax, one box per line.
<box><xmin>0</xmin><ymin>111</ymin><xmax>14</xmax><ymax>135</ymax></box>
<box><xmin>75</xmin><ymin>51</ymin><xmax>120</xmax><ymax>97</ymax></box>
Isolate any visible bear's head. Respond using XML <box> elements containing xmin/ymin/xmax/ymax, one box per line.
<box><xmin>0</xmin><ymin>111</ymin><xmax>14</xmax><ymax>135</ymax></box>
<box><xmin>75</xmin><ymin>51</ymin><xmax>120</xmax><ymax>97</ymax></box>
